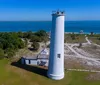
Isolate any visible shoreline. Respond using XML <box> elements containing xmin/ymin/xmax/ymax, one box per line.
<box><xmin>0</xmin><ymin>31</ymin><xmax>100</xmax><ymax>34</ymax></box>
<box><xmin>64</xmin><ymin>32</ymin><xmax>100</xmax><ymax>34</ymax></box>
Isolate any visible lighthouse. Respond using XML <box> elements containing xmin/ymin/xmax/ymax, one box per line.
<box><xmin>47</xmin><ymin>11</ymin><xmax>65</xmax><ymax>80</ymax></box>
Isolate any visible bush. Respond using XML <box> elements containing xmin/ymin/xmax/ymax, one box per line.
<box><xmin>34</xmin><ymin>30</ymin><xmax>49</xmax><ymax>43</ymax></box>
<box><xmin>71</xmin><ymin>33</ymin><xmax>76</xmax><ymax>40</ymax></box>
<box><xmin>5</xmin><ymin>48</ymin><xmax>15</xmax><ymax>58</ymax></box>
<box><xmin>30</xmin><ymin>30</ymin><xmax>49</xmax><ymax>45</ymax></box>
<box><xmin>34</xmin><ymin>30</ymin><xmax>47</xmax><ymax>37</ymax></box>
<box><xmin>0</xmin><ymin>43</ymin><xmax>3</xmax><ymax>49</ymax></box>
<box><xmin>24</xmin><ymin>38</ymin><xmax>28</xmax><ymax>47</ymax></box>
<box><xmin>17</xmin><ymin>31</ymin><xmax>23</xmax><ymax>38</ymax></box>
<box><xmin>98</xmin><ymin>37</ymin><xmax>100</xmax><ymax>40</ymax></box>
<box><xmin>18</xmin><ymin>39</ymin><xmax>25</xmax><ymax>49</ymax></box>
<box><xmin>0</xmin><ymin>33</ymin><xmax>25</xmax><ymax>50</ymax></box>
<box><xmin>78</xmin><ymin>43</ymin><xmax>82</xmax><ymax>48</ymax></box>
<box><xmin>7</xmin><ymin>52</ymin><xmax>15</xmax><ymax>58</ymax></box>
<box><xmin>31</xmin><ymin>42</ymin><xmax>40</xmax><ymax>51</ymax></box>
<box><xmin>30</xmin><ymin>35</ymin><xmax>41</xmax><ymax>42</ymax></box>
<box><xmin>23</xmin><ymin>31</ymin><xmax>33</xmax><ymax>39</ymax></box>
<box><xmin>0</xmin><ymin>49</ymin><xmax>4</xmax><ymax>59</ymax></box>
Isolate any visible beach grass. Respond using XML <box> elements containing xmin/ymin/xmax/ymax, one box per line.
<box><xmin>87</xmin><ymin>34</ymin><xmax>100</xmax><ymax>45</ymax></box>
<box><xmin>1</xmin><ymin>59</ymin><xmax>100</xmax><ymax>85</ymax></box>
<box><xmin>88</xmin><ymin>37</ymin><xmax>100</xmax><ymax>45</ymax></box>
<box><xmin>65</xmin><ymin>34</ymin><xmax>86</xmax><ymax>43</ymax></box>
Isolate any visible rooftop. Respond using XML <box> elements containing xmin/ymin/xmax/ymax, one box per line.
<box><xmin>52</xmin><ymin>10</ymin><xmax>65</xmax><ymax>16</ymax></box>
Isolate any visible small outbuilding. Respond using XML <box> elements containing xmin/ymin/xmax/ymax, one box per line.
<box><xmin>21</xmin><ymin>48</ymin><xmax>49</xmax><ymax>66</ymax></box>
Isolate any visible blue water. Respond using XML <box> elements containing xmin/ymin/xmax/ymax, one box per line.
<box><xmin>0</xmin><ymin>21</ymin><xmax>100</xmax><ymax>33</ymax></box>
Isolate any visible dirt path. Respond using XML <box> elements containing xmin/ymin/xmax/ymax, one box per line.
<box><xmin>85</xmin><ymin>37</ymin><xmax>91</xmax><ymax>44</ymax></box>
<box><xmin>85</xmin><ymin>36</ymin><xmax>100</xmax><ymax>47</ymax></box>
<box><xmin>65</xmin><ymin>43</ymin><xmax>100</xmax><ymax>65</ymax></box>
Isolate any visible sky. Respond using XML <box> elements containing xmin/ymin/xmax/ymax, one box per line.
<box><xmin>0</xmin><ymin>0</ymin><xmax>100</xmax><ymax>21</ymax></box>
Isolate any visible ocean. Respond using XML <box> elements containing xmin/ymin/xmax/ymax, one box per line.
<box><xmin>0</xmin><ymin>21</ymin><xmax>100</xmax><ymax>33</ymax></box>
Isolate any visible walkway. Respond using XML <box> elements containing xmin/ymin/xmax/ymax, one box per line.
<box><xmin>65</xmin><ymin>43</ymin><xmax>100</xmax><ymax>64</ymax></box>
<box><xmin>67</xmin><ymin>69</ymin><xmax>100</xmax><ymax>73</ymax></box>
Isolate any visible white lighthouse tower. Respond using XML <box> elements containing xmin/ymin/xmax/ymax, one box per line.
<box><xmin>47</xmin><ymin>11</ymin><xmax>65</xmax><ymax>80</ymax></box>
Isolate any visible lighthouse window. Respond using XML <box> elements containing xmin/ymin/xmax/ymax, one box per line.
<box><xmin>57</xmin><ymin>54</ymin><xmax>61</xmax><ymax>58</ymax></box>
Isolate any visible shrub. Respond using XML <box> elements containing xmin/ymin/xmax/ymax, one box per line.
<box><xmin>78</xmin><ymin>43</ymin><xmax>82</xmax><ymax>48</ymax></box>
<box><xmin>30</xmin><ymin>35</ymin><xmax>41</xmax><ymax>42</ymax></box>
<box><xmin>0</xmin><ymin>48</ymin><xmax>4</xmax><ymax>59</ymax></box>
<box><xmin>5</xmin><ymin>48</ymin><xmax>15</xmax><ymax>58</ymax></box>
<box><xmin>31</xmin><ymin>42</ymin><xmax>40</xmax><ymax>51</ymax></box>
<box><xmin>34</xmin><ymin>30</ymin><xmax>47</xmax><ymax>37</ymax></box>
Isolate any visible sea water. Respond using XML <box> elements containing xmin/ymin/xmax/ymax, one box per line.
<box><xmin>0</xmin><ymin>21</ymin><xmax>100</xmax><ymax>33</ymax></box>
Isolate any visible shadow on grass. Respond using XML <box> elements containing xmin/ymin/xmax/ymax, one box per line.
<box><xmin>11</xmin><ymin>59</ymin><xmax>48</xmax><ymax>78</ymax></box>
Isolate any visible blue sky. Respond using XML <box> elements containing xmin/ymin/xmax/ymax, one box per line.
<box><xmin>0</xmin><ymin>0</ymin><xmax>100</xmax><ymax>21</ymax></box>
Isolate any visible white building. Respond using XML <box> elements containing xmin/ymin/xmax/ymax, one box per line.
<box><xmin>47</xmin><ymin>11</ymin><xmax>65</xmax><ymax>80</ymax></box>
<box><xmin>21</xmin><ymin>48</ymin><xmax>49</xmax><ymax>67</ymax></box>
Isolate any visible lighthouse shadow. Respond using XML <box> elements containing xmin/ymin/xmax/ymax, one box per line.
<box><xmin>11</xmin><ymin>59</ymin><xmax>48</xmax><ymax>78</ymax></box>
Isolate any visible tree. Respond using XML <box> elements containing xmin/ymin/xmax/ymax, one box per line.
<box><xmin>71</xmin><ymin>33</ymin><xmax>76</xmax><ymax>40</ymax></box>
<box><xmin>17</xmin><ymin>31</ymin><xmax>23</xmax><ymax>38</ymax></box>
<box><xmin>30</xmin><ymin>35</ymin><xmax>41</xmax><ymax>42</ymax></box>
<box><xmin>0</xmin><ymin>42</ymin><xmax>3</xmax><ymax>49</ymax></box>
<box><xmin>24</xmin><ymin>38</ymin><xmax>28</xmax><ymax>47</ymax></box>
<box><xmin>18</xmin><ymin>39</ymin><xmax>25</xmax><ymax>49</ymax></box>
<box><xmin>78</xmin><ymin>43</ymin><xmax>82</xmax><ymax>48</ymax></box>
<box><xmin>0</xmin><ymin>48</ymin><xmax>4</xmax><ymax>59</ymax></box>
<box><xmin>31</xmin><ymin>42</ymin><xmax>40</xmax><ymax>51</ymax></box>
<box><xmin>41</xmin><ymin>36</ymin><xmax>49</xmax><ymax>46</ymax></box>
<box><xmin>34</xmin><ymin>30</ymin><xmax>47</xmax><ymax>37</ymax></box>
<box><xmin>98</xmin><ymin>37</ymin><xmax>100</xmax><ymax>40</ymax></box>
<box><xmin>23</xmin><ymin>31</ymin><xmax>33</xmax><ymax>39</ymax></box>
<box><xmin>34</xmin><ymin>30</ymin><xmax>49</xmax><ymax>44</ymax></box>
<box><xmin>5</xmin><ymin>48</ymin><xmax>15</xmax><ymax>58</ymax></box>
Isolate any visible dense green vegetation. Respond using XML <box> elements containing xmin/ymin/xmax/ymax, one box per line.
<box><xmin>31</xmin><ymin>42</ymin><xmax>40</xmax><ymax>51</ymax></box>
<box><xmin>0</xmin><ymin>48</ymin><xmax>4</xmax><ymax>59</ymax></box>
<box><xmin>1</xmin><ymin>59</ymin><xmax>100</xmax><ymax>85</ymax></box>
<box><xmin>0</xmin><ymin>30</ymin><xmax>49</xmax><ymax>59</ymax></box>
<box><xmin>0</xmin><ymin>32</ymin><xmax>25</xmax><ymax>59</ymax></box>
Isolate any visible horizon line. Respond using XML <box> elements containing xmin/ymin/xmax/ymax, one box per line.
<box><xmin>0</xmin><ymin>20</ymin><xmax>100</xmax><ymax>22</ymax></box>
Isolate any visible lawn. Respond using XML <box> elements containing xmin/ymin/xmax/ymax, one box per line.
<box><xmin>0</xmin><ymin>59</ymin><xmax>100</xmax><ymax>85</ymax></box>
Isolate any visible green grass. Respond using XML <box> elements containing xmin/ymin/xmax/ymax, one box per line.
<box><xmin>65</xmin><ymin>34</ymin><xmax>86</xmax><ymax>43</ymax></box>
<box><xmin>87</xmin><ymin>34</ymin><xmax>100</xmax><ymax>45</ymax></box>
<box><xmin>0</xmin><ymin>59</ymin><xmax>100</xmax><ymax>85</ymax></box>
<box><xmin>88</xmin><ymin>37</ymin><xmax>100</xmax><ymax>45</ymax></box>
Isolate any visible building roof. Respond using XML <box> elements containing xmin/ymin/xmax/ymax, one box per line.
<box><xmin>22</xmin><ymin>54</ymin><xmax>37</xmax><ymax>59</ymax></box>
<box><xmin>40</xmin><ymin>48</ymin><xmax>49</xmax><ymax>55</ymax></box>
<box><xmin>52</xmin><ymin>10</ymin><xmax>65</xmax><ymax>16</ymax></box>
<box><xmin>22</xmin><ymin>48</ymin><xmax>49</xmax><ymax>59</ymax></box>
